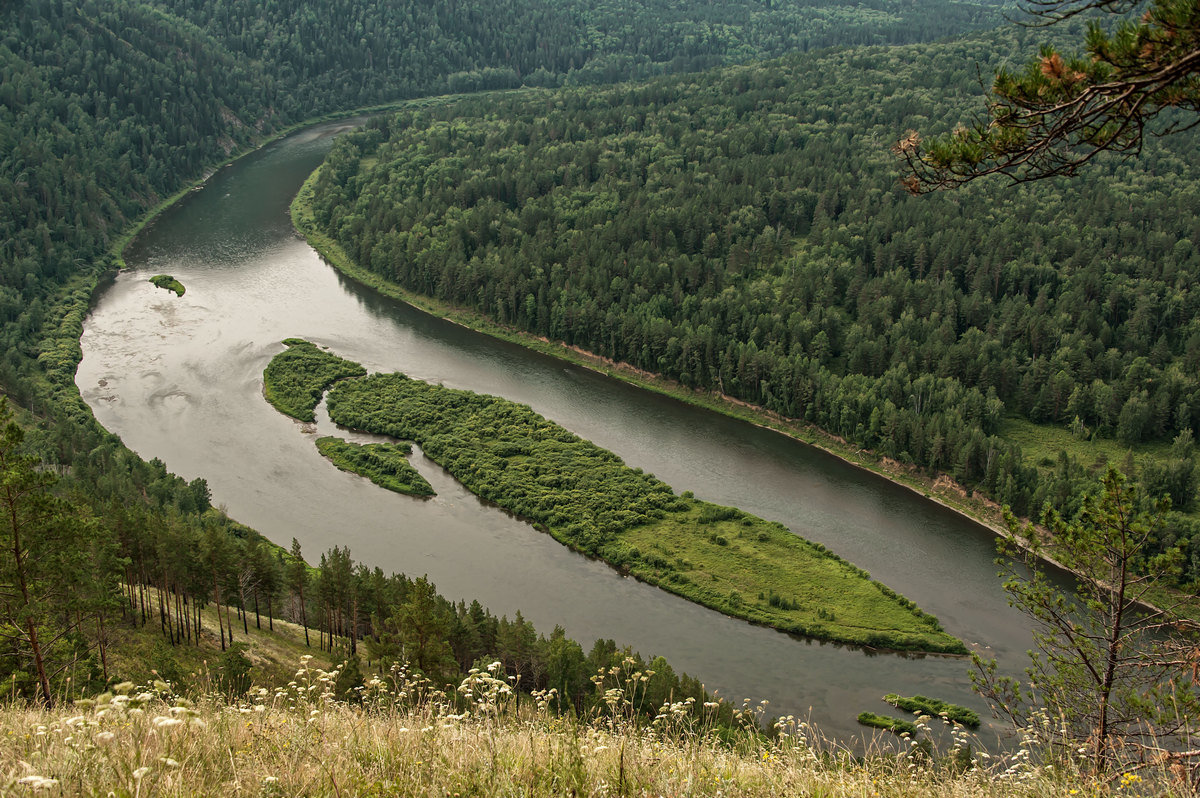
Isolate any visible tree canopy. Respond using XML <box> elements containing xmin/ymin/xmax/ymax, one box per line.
<box><xmin>898</xmin><ymin>0</ymin><xmax>1200</xmax><ymax>190</ymax></box>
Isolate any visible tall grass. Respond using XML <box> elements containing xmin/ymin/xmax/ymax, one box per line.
<box><xmin>0</xmin><ymin>657</ymin><xmax>1181</xmax><ymax>797</ymax></box>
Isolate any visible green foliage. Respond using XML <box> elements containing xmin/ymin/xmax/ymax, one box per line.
<box><xmin>975</xmin><ymin>469</ymin><xmax>1200</xmax><ymax>771</ymax></box>
<box><xmin>262</xmin><ymin>339</ymin><xmax>366</xmax><ymax>421</ymax></box>
<box><xmin>0</xmin><ymin>399</ymin><xmax>118</xmax><ymax>704</ymax></box>
<box><xmin>315</xmin><ymin>437</ymin><xmax>434</xmax><ymax>497</ymax></box>
<box><xmin>217</xmin><ymin>643</ymin><xmax>253</xmax><ymax>696</ymax></box>
<box><xmin>883</xmin><ymin>694</ymin><xmax>980</xmax><ymax>728</ymax></box>
<box><xmin>305</xmin><ymin>34</ymin><xmax>1200</xmax><ymax>580</ymax></box>
<box><xmin>903</xmin><ymin>0</ymin><xmax>1200</xmax><ymax>188</ymax></box>
<box><xmin>148</xmin><ymin>275</ymin><xmax>185</xmax><ymax>296</ymax></box>
<box><xmin>856</xmin><ymin>712</ymin><xmax>918</xmax><ymax>736</ymax></box>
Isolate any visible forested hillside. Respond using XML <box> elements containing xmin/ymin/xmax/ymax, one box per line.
<box><xmin>1</xmin><ymin>0</ymin><xmax>1016</xmax><ymax>706</ymax></box>
<box><xmin>304</xmin><ymin>30</ymin><xmax>1200</xmax><ymax>581</ymax></box>
<box><xmin>3</xmin><ymin>0</ymin><xmax>1005</xmax><ymax>423</ymax></box>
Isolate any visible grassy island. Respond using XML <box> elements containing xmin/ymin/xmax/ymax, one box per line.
<box><xmin>265</xmin><ymin>341</ymin><xmax>965</xmax><ymax>654</ymax></box>
<box><xmin>884</xmin><ymin>694</ymin><xmax>981</xmax><ymax>728</ymax></box>
<box><xmin>857</xmin><ymin>712</ymin><xmax>919</xmax><ymax>736</ymax></box>
<box><xmin>148</xmin><ymin>274</ymin><xmax>185</xmax><ymax>296</ymax></box>
<box><xmin>263</xmin><ymin>338</ymin><xmax>367</xmax><ymax>422</ymax></box>
<box><xmin>315</xmin><ymin>436</ymin><xmax>435</xmax><ymax>497</ymax></box>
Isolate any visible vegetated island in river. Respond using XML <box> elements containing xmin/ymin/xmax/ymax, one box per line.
<box><xmin>315</xmin><ymin>436</ymin><xmax>435</xmax><ymax>498</ymax></box>
<box><xmin>263</xmin><ymin>339</ymin><xmax>966</xmax><ymax>654</ymax></box>
<box><xmin>148</xmin><ymin>274</ymin><xmax>185</xmax><ymax>296</ymax></box>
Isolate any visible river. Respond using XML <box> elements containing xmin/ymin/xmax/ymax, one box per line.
<box><xmin>77</xmin><ymin>117</ymin><xmax>1034</xmax><ymax>745</ymax></box>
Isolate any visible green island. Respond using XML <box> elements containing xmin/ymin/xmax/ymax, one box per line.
<box><xmin>262</xmin><ymin>338</ymin><xmax>367</xmax><ymax>422</ymax></box>
<box><xmin>148</xmin><ymin>274</ymin><xmax>185</xmax><ymax>296</ymax></box>
<box><xmin>857</xmin><ymin>712</ymin><xmax>919</xmax><ymax>737</ymax></box>
<box><xmin>265</xmin><ymin>340</ymin><xmax>964</xmax><ymax>654</ymax></box>
<box><xmin>884</xmin><ymin>694</ymin><xmax>981</xmax><ymax>728</ymax></box>
<box><xmin>315</xmin><ymin>436</ymin><xmax>435</xmax><ymax>497</ymax></box>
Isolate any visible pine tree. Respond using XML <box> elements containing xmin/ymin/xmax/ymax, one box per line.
<box><xmin>0</xmin><ymin>400</ymin><xmax>111</xmax><ymax>705</ymax></box>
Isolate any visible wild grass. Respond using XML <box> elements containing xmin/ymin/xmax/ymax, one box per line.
<box><xmin>0</xmin><ymin>656</ymin><xmax>1178</xmax><ymax>797</ymax></box>
<box><xmin>1000</xmin><ymin>417</ymin><xmax>1179</xmax><ymax>485</ymax></box>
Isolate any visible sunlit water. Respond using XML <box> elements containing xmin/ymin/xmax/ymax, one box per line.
<box><xmin>78</xmin><ymin>118</ymin><xmax>1035</xmax><ymax>745</ymax></box>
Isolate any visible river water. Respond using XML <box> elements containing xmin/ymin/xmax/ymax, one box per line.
<box><xmin>77</xmin><ymin>118</ymin><xmax>1034</xmax><ymax>744</ymax></box>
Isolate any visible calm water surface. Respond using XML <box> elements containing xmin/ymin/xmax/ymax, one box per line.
<box><xmin>78</xmin><ymin>118</ymin><xmax>1034</xmax><ymax>744</ymax></box>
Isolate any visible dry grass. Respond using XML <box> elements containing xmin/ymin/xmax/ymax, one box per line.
<box><xmin>0</xmin><ymin>657</ymin><xmax>1183</xmax><ymax>797</ymax></box>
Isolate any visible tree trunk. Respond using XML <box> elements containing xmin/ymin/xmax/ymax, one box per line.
<box><xmin>212</xmin><ymin>568</ymin><xmax>226</xmax><ymax>651</ymax></box>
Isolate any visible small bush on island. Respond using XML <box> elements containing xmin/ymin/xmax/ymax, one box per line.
<box><xmin>148</xmin><ymin>274</ymin><xmax>185</xmax><ymax>296</ymax></box>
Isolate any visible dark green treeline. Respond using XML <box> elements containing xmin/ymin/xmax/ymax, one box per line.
<box><xmin>305</xmin><ymin>31</ymin><xmax>1200</xmax><ymax>579</ymax></box>
<box><xmin>3</xmin><ymin>0</ymin><xmax>1004</xmax><ymax>706</ymax></box>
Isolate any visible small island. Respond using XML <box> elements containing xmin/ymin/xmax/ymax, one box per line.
<box><xmin>148</xmin><ymin>274</ymin><xmax>186</xmax><ymax>296</ymax></box>
<box><xmin>315</xmin><ymin>436</ymin><xmax>435</xmax><ymax>497</ymax></box>
<box><xmin>263</xmin><ymin>339</ymin><xmax>966</xmax><ymax>655</ymax></box>
<box><xmin>263</xmin><ymin>338</ymin><xmax>366</xmax><ymax>422</ymax></box>
<box><xmin>857</xmin><ymin>712</ymin><xmax>918</xmax><ymax>736</ymax></box>
<box><xmin>883</xmin><ymin>694</ymin><xmax>980</xmax><ymax>728</ymax></box>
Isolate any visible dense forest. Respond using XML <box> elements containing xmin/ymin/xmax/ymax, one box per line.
<box><xmin>0</xmin><ymin>0</ymin><xmax>1016</xmax><ymax>705</ymax></box>
<box><xmin>303</xmin><ymin>30</ymin><xmax>1200</xmax><ymax>583</ymax></box>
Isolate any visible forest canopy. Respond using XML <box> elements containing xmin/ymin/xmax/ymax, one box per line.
<box><xmin>303</xmin><ymin>32</ymin><xmax>1200</xmax><ymax>582</ymax></box>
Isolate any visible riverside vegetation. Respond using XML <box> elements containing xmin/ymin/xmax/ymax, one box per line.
<box><xmin>314</xmin><ymin>437</ymin><xmax>435</xmax><ymax>498</ymax></box>
<box><xmin>264</xmin><ymin>340</ymin><xmax>964</xmax><ymax>654</ymax></box>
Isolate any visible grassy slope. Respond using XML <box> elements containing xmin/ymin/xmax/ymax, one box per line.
<box><xmin>101</xmin><ymin>599</ymin><xmax>333</xmax><ymax>693</ymax></box>
<box><xmin>0</xmin><ymin>678</ymin><xmax>1154</xmax><ymax>797</ymax></box>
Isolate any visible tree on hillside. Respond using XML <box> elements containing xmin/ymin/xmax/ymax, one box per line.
<box><xmin>973</xmin><ymin>468</ymin><xmax>1200</xmax><ymax>774</ymax></box>
<box><xmin>897</xmin><ymin>0</ymin><xmax>1200</xmax><ymax>191</ymax></box>
<box><xmin>0</xmin><ymin>400</ymin><xmax>113</xmax><ymax>705</ymax></box>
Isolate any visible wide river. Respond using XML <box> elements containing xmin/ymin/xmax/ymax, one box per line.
<box><xmin>77</xmin><ymin>117</ymin><xmax>1034</xmax><ymax>744</ymax></box>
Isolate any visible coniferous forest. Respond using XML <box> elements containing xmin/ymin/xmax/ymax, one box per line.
<box><xmin>5</xmin><ymin>3</ymin><xmax>1200</xmax><ymax>781</ymax></box>
<box><xmin>302</xmin><ymin>33</ymin><xmax>1200</xmax><ymax>584</ymax></box>
<box><xmin>0</xmin><ymin>0</ymin><xmax>1012</xmax><ymax>708</ymax></box>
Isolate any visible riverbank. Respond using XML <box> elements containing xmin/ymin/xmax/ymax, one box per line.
<box><xmin>290</xmin><ymin>166</ymin><xmax>1014</xmax><ymax>555</ymax></box>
